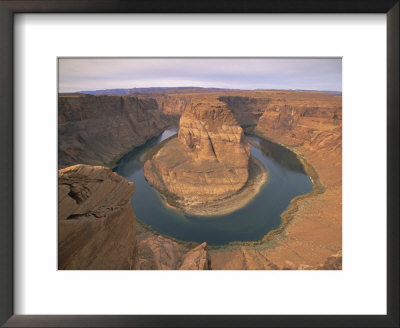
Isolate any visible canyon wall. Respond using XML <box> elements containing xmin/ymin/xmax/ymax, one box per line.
<box><xmin>58</xmin><ymin>94</ymin><xmax>172</xmax><ymax>169</ymax></box>
<box><xmin>219</xmin><ymin>96</ymin><xmax>272</xmax><ymax>125</ymax></box>
<box><xmin>154</xmin><ymin>94</ymin><xmax>194</xmax><ymax>119</ymax></box>
<box><xmin>210</xmin><ymin>92</ymin><xmax>342</xmax><ymax>269</ymax></box>
<box><xmin>256</xmin><ymin>98</ymin><xmax>342</xmax><ymax>150</ymax></box>
<box><xmin>154</xmin><ymin>94</ymin><xmax>273</xmax><ymax>126</ymax></box>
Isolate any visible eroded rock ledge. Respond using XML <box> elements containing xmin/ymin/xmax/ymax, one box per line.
<box><xmin>58</xmin><ymin>164</ymin><xmax>137</xmax><ymax>270</ymax></box>
<box><xmin>143</xmin><ymin>100</ymin><xmax>263</xmax><ymax>215</ymax></box>
<box><xmin>58</xmin><ymin>164</ymin><xmax>211</xmax><ymax>270</ymax></box>
<box><xmin>135</xmin><ymin>237</ymin><xmax>210</xmax><ymax>270</ymax></box>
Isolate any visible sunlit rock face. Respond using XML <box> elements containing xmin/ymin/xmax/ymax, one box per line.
<box><xmin>178</xmin><ymin>101</ymin><xmax>250</xmax><ymax>165</ymax></box>
<box><xmin>144</xmin><ymin>100</ymin><xmax>250</xmax><ymax>203</ymax></box>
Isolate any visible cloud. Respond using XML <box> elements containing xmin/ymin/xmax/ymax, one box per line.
<box><xmin>58</xmin><ymin>58</ymin><xmax>342</xmax><ymax>92</ymax></box>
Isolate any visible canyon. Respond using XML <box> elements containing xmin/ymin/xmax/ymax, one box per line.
<box><xmin>58</xmin><ymin>88</ymin><xmax>342</xmax><ymax>270</ymax></box>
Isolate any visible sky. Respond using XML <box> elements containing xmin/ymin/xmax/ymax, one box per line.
<box><xmin>58</xmin><ymin>58</ymin><xmax>342</xmax><ymax>93</ymax></box>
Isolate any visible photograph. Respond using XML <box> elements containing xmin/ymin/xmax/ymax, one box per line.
<box><xmin>58</xmin><ymin>58</ymin><xmax>342</xmax><ymax>270</ymax></box>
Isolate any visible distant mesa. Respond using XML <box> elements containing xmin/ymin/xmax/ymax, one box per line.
<box><xmin>144</xmin><ymin>99</ymin><xmax>266</xmax><ymax>216</ymax></box>
<box><xmin>73</xmin><ymin>86</ymin><xmax>341</xmax><ymax>97</ymax></box>
<box><xmin>76</xmin><ymin>86</ymin><xmax>235</xmax><ymax>96</ymax></box>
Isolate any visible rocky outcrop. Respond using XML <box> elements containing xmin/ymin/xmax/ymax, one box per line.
<box><xmin>177</xmin><ymin>100</ymin><xmax>250</xmax><ymax>165</ymax></box>
<box><xmin>58</xmin><ymin>94</ymin><xmax>172</xmax><ymax>169</ymax></box>
<box><xmin>179</xmin><ymin>242</ymin><xmax>210</xmax><ymax>270</ymax></box>
<box><xmin>135</xmin><ymin>235</ymin><xmax>184</xmax><ymax>270</ymax></box>
<box><xmin>209</xmin><ymin>247</ymin><xmax>279</xmax><ymax>270</ymax></box>
<box><xmin>58</xmin><ymin>164</ymin><xmax>211</xmax><ymax>270</ymax></box>
<box><xmin>134</xmin><ymin>228</ymin><xmax>210</xmax><ymax>270</ymax></box>
<box><xmin>58</xmin><ymin>164</ymin><xmax>136</xmax><ymax>270</ymax></box>
<box><xmin>144</xmin><ymin>99</ymin><xmax>251</xmax><ymax>208</ymax></box>
<box><xmin>317</xmin><ymin>251</ymin><xmax>342</xmax><ymax>270</ymax></box>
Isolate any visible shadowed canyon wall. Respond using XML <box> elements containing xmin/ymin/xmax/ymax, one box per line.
<box><xmin>218</xmin><ymin>96</ymin><xmax>272</xmax><ymax>125</ymax></box>
<box><xmin>58</xmin><ymin>94</ymin><xmax>173</xmax><ymax>169</ymax></box>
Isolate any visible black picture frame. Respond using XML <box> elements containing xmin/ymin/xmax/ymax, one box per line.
<box><xmin>0</xmin><ymin>1</ymin><xmax>398</xmax><ymax>327</ymax></box>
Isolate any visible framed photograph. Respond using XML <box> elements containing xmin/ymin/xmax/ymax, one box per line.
<box><xmin>1</xmin><ymin>1</ymin><xmax>398</xmax><ymax>327</ymax></box>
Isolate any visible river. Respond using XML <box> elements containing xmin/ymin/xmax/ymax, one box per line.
<box><xmin>114</xmin><ymin>129</ymin><xmax>313</xmax><ymax>245</ymax></box>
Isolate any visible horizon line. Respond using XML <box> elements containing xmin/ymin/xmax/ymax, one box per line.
<box><xmin>60</xmin><ymin>86</ymin><xmax>342</xmax><ymax>94</ymax></box>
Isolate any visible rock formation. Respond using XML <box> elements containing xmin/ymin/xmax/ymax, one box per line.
<box><xmin>58</xmin><ymin>94</ymin><xmax>172</xmax><ymax>169</ymax></box>
<box><xmin>58</xmin><ymin>164</ymin><xmax>211</xmax><ymax>270</ymax></box>
<box><xmin>135</xmin><ymin>235</ymin><xmax>184</xmax><ymax>270</ymax></box>
<box><xmin>144</xmin><ymin>100</ymin><xmax>251</xmax><ymax>207</ymax></box>
<box><xmin>58</xmin><ymin>164</ymin><xmax>136</xmax><ymax>270</ymax></box>
<box><xmin>179</xmin><ymin>242</ymin><xmax>210</xmax><ymax>270</ymax></box>
<box><xmin>135</xmin><ymin>235</ymin><xmax>210</xmax><ymax>270</ymax></box>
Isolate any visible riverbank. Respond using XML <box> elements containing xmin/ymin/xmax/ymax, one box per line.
<box><xmin>209</xmin><ymin>124</ymin><xmax>342</xmax><ymax>269</ymax></box>
<box><xmin>156</xmin><ymin>156</ymin><xmax>268</xmax><ymax>216</ymax></box>
<box><xmin>113</xmin><ymin>126</ymin><xmax>340</xmax><ymax>269</ymax></box>
<box><xmin>118</xmin><ymin>129</ymin><xmax>319</xmax><ymax>247</ymax></box>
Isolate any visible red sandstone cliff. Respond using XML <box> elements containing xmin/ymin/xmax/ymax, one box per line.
<box><xmin>58</xmin><ymin>94</ymin><xmax>172</xmax><ymax>169</ymax></box>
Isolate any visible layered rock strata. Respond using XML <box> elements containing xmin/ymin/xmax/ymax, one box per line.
<box><xmin>210</xmin><ymin>94</ymin><xmax>342</xmax><ymax>269</ymax></box>
<box><xmin>218</xmin><ymin>96</ymin><xmax>272</xmax><ymax>125</ymax></box>
<box><xmin>144</xmin><ymin>100</ymin><xmax>251</xmax><ymax>208</ymax></box>
<box><xmin>154</xmin><ymin>94</ymin><xmax>194</xmax><ymax>120</ymax></box>
<box><xmin>58</xmin><ymin>164</ymin><xmax>136</xmax><ymax>270</ymax></box>
<box><xmin>135</xmin><ymin>233</ymin><xmax>210</xmax><ymax>270</ymax></box>
<box><xmin>58</xmin><ymin>164</ymin><xmax>211</xmax><ymax>270</ymax></box>
<box><xmin>58</xmin><ymin>94</ymin><xmax>171</xmax><ymax>169</ymax></box>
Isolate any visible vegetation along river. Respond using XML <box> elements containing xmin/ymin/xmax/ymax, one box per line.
<box><xmin>114</xmin><ymin>129</ymin><xmax>313</xmax><ymax>246</ymax></box>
